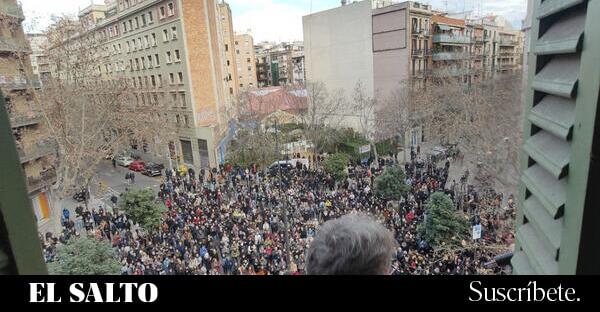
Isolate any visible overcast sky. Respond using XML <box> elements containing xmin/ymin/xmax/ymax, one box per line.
<box><xmin>22</xmin><ymin>0</ymin><xmax>527</xmax><ymax>42</ymax></box>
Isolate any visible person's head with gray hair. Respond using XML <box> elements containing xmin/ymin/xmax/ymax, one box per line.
<box><xmin>306</xmin><ymin>213</ymin><xmax>396</xmax><ymax>275</ymax></box>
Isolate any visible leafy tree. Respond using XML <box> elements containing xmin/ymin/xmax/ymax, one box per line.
<box><xmin>417</xmin><ymin>192</ymin><xmax>469</xmax><ymax>247</ymax></box>
<box><xmin>323</xmin><ymin>153</ymin><xmax>349</xmax><ymax>182</ymax></box>
<box><xmin>374</xmin><ymin>166</ymin><xmax>410</xmax><ymax>201</ymax></box>
<box><xmin>48</xmin><ymin>236</ymin><xmax>120</xmax><ymax>275</ymax></box>
<box><xmin>375</xmin><ymin>139</ymin><xmax>399</xmax><ymax>157</ymax></box>
<box><xmin>118</xmin><ymin>188</ymin><xmax>167</xmax><ymax>232</ymax></box>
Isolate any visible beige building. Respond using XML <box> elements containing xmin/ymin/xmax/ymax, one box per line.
<box><xmin>218</xmin><ymin>2</ymin><xmax>239</xmax><ymax>100</ymax></box>
<box><xmin>234</xmin><ymin>32</ymin><xmax>257</xmax><ymax>90</ymax></box>
<box><xmin>1</xmin><ymin>0</ymin><xmax>58</xmax><ymax>228</ymax></box>
<box><xmin>254</xmin><ymin>41</ymin><xmax>304</xmax><ymax>87</ymax></box>
<box><xmin>59</xmin><ymin>0</ymin><xmax>234</xmax><ymax>170</ymax></box>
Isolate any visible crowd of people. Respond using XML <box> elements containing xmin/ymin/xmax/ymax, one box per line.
<box><xmin>41</xmin><ymin>150</ymin><xmax>515</xmax><ymax>275</ymax></box>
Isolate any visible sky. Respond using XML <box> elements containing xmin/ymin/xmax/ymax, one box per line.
<box><xmin>22</xmin><ymin>0</ymin><xmax>528</xmax><ymax>42</ymax></box>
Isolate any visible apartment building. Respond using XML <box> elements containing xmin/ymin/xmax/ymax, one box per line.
<box><xmin>291</xmin><ymin>50</ymin><xmax>305</xmax><ymax>85</ymax></box>
<box><xmin>27</xmin><ymin>33</ymin><xmax>51</xmax><ymax>82</ymax></box>
<box><xmin>1</xmin><ymin>0</ymin><xmax>58</xmax><ymax>228</ymax></box>
<box><xmin>65</xmin><ymin>0</ymin><xmax>232</xmax><ymax>170</ymax></box>
<box><xmin>234</xmin><ymin>32</ymin><xmax>257</xmax><ymax>90</ymax></box>
<box><xmin>218</xmin><ymin>2</ymin><xmax>239</xmax><ymax>101</ymax></box>
<box><xmin>254</xmin><ymin>41</ymin><xmax>304</xmax><ymax>87</ymax></box>
<box><xmin>430</xmin><ymin>15</ymin><xmax>471</xmax><ymax>81</ymax></box>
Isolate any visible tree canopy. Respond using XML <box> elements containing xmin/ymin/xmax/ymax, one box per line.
<box><xmin>374</xmin><ymin>166</ymin><xmax>410</xmax><ymax>201</ymax></box>
<box><xmin>417</xmin><ymin>192</ymin><xmax>469</xmax><ymax>247</ymax></box>
<box><xmin>48</xmin><ymin>235</ymin><xmax>120</xmax><ymax>275</ymax></box>
<box><xmin>118</xmin><ymin>188</ymin><xmax>167</xmax><ymax>232</ymax></box>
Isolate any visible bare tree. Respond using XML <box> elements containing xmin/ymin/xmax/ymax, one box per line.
<box><xmin>16</xmin><ymin>17</ymin><xmax>177</xmax><ymax>204</ymax></box>
<box><xmin>412</xmin><ymin>72</ymin><xmax>525</xmax><ymax>192</ymax></box>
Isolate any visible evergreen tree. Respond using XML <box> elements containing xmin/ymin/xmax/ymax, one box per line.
<box><xmin>119</xmin><ymin>188</ymin><xmax>166</xmax><ymax>232</ymax></box>
<box><xmin>48</xmin><ymin>236</ymin><xmax>120</xmax><ymax>275</ymax></box>
<box><xmin>418</xmin><ymin>192</ymin><xmax>469</xmax><ymax>247</ymax></box>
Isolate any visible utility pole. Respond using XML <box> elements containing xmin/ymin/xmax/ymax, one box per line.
<box><xmin>274</xmin><ymin>120</ymin><xmax>292</xmax><ymax>273</ymax></box>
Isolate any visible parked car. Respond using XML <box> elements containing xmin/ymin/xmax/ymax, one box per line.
<box><xmin>142</xmin><ymin>163</ymin><xmax>163</xmax><ymax>177</ymax></box>
<box><xmin>115</xmin><ymin>155</ymin><xmax>134</xmax><ymax>167</ymax></box>
<box><xmin>128</xmin><ymin>160</ymin><xmax>146</xmax><ymax>172</ymax></box>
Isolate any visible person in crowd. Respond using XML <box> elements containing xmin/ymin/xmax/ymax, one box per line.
<box><xmin>306</xmin><ymin>213</ymin><xmax>396</xmax><ymax>275</ymax></box>
<box><xmin>43</xmin><ymin>150</ymin><xmax>514</xmax><ymax>275</ymax></box>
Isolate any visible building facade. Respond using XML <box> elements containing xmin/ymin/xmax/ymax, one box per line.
<box><xmin>234</xmin><ymin>32</ymin><xmax>257</xmax><ymax>90</ymax></box>
<box><xmin>69</xmin><ymin>0</ymin><xmax>233</xmax><ymax>170</ymax></box>
<box><xmin>254</xmin><ymin>41</ymin><xmax>304</xmax><ymax>87</ymax></box>
<box><xmin>218</xmin><ymin>2</ymin><xmax>239</xmax><ymax>101</ymax></box>
<box><xmin>1</xmin><ymin>0</ymin><xmax>58</xmax><ymax>229</ymax></box>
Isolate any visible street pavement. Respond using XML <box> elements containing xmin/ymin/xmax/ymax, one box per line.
<box><xmin>41</xmin><ymin>160</ymin><xmax>162</xmax><ymax>235</ymax></box>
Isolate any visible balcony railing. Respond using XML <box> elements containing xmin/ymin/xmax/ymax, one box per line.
<box><xmin>27</xmin><ymin>169</ymin><xmax>57</xmax><ymax>193</ymax></box>
<box><xmin>412</xmin><ymin>28</ymin><xmax>431</xmax><ymax>36</ymax></box>
<box><xmin>0</xmin><ymin>37</ymin><xmax>31</xmax><ymax>53</ymax></box>
<box><xmin>9</xmin><ymin>111</ymin><xmax>43</xmax><ymax>128</ymax></box>
<box><xmin>432</xmin><ymin>51</ymin><xmax>470</xmax><ymax>61</ymax></box>
<box><xmin>0</xmin><ymin>3</ymin><xmax>24</xmax><ymax>19</ymax></box>
<box><xmin>498</xmin><ymin>38</ymin><xmax>519</xmax><ymax>46</ymax></box>
<box><xmin>433</xmin><ymin>34</ymin><xmax>471</xmax><ymax>44</ymax></box>
<box><xmin>0</xmin><ymin>76</ymin><xmax>42</xmax><ymax>90</ymax></box>
<box><xmin>17</xmin><ymin>140</ymin><xmax>58</xmax><ymax>164</ymax></box>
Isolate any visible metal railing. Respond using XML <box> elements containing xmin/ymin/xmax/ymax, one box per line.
<box><xmin>17</xmin><ymin>140</ymin><xmax>58</xmax><ymax>164</ymax></box>
<box><xmin>0</xmin><ymin>37</ymin><xmax>31</xmax><ymax>53</ymax></box>
<box><xmin>432</xmin><ymin>67</ymin><xmax>470</xmax><ymax>77</ymax></box>
<box><xmin>9</xmin><ymin>111</ymin><xmax>43</xmax><ymax>128</ymax></box>
<box><xmin>433</xmin><ymin>34</ymin><xmax>471</xmax><ymax>44</ymax></box>
<box><xmin>27</xmin><ymin>168</ymin><xmax>57</xmax><ymax>193</ymax></box>
<box><xmin>432</xmin><ymin>51</ymin><xmax>470</xmax><ymax>61</ymax></box>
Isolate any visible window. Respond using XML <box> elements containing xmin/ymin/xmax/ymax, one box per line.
<box><xmin>235</xmin><ymin>41</ymin><xmax>239</xmax><ymax>45</ymax></box>
<box><xmin>236</xmin><ymin>50</ymin><xmax>240</xmax><ymax>55</ymax></box>
<box><xmin>157</xmin><ymin>74</ymin><xmax>163</xmax><ymax>87</ymax></box>
<box><xmin>225</xmin><ymin>44</ymin><xmax>228</xmax><ymax>52</ymax></box>
<box><xmin>152</xmin><ymin>93</ymin><xmax>158</xmax><ymax>105</ymax></box>
<box><xmin>247</xmin><ymin>58</ymin><xmax>251</xmax><ymax>63</ymax></box>
<box><xmin>176</xmin><ymin>115</ymin><xmax>181</xmax><ymax>125</ymax></box>
<box><xmin>135</xmin><ymin>17</ymin><xmax>139</xmax><ymax>29</ymax></box>
<box><xmin>137</xmin><ymin>38</ymin><xmax>142</xmax><ymax>49</ymax></box>
<box><xmin>169</xmin><ymin>73</ymin><xmax>175</xmax><ymax>84</ymax></box>
<box><xmin>152</xmin><ymin>33</ymin><xmax>157</xmax><ymax>46</ymax></box>
<box><xmin>132</xmin><ymin>77</ymin><xmax>136</xmax><ymax>87</ymax></box>
<box><xmin>184</xmin><ymin>115</ymin><xmax>189</xmax><ymax>127</ymax></box>
<box><xmin>168</xmin><ymin>2</ymin><xmax>175</xmax><ymax>16</ymax></box>
<box><xmin>141</xmin><ymin>58</ymin><xmax>146</xmax><ymax>70</ymax></box>
<box><xmin>148</xmin><ymin>11</ymin><xmax>154</xmax><ymax>23</ymax></box>
<box><xmin>135</xmin><ymin>58</ymin><xmax>140</xmax><ymax>70</ymax></box>
<box><xmin>129</xmin><ymin>59</ymin><xmax>133</xmax><ymax>71</ymax></box>
<box><xmin>229</xmin><ymin>87</ymin><xmax>233</xmax><ymax>95</ymax></box>
<box><xmin>118</xmin><ymin>43</ymin><xmax>122</xmax><ymax>53</ymax></box>
<box><xmin>155</xmin><ymin>54</ymin><xmax>160</xmax><ymax>66</ymax></box>
<box><xmin>166</xmin><ymin>51</ymin><xmax>172</xmax><ymax>63</ymax></box>
<box><xmin>175</xmin><ymin>49</ymin><xmax>180</xmax><ymax>61</ymax></box>
<box><xmin>129</xmin><ymin>20</ymin><xmax>133</xmax><ymax>30</ymax></box>
<box><xmin>227</xmin><ymin>60</ymin><xmax>230</xmax><ymax>66</ymax></box>
<box><xmin>179</xmin><ymin>92</ymin><xmax>186</xmax><ymax>107</ymax></box>
<box><xmin>141</xmin><ymin>14</ymin><xmax>146</xmax><ymax>26</ymax></box>
<box><xmin>138</xmin><ymin>76</ymin><xmax>142</xmax><ymax>87</ymax></box>
<box><xmin>147</xmin><ymin>56</ymin><xmax>153</xmax><ymax>68</ymax></box>
<box><xmin>163</xmin><ymin>29</ymin><xmax>169</xmax><ymax>42</ymax></box>
<box><xmin>171</xmin><ymin>26</ymin><xmax>178</xmax><ymax>40</ymax></box>
<box><xmin>248</xmin><ymin>66</ymin><xmax>252</xmax><ymax>71</ymax></box>
<box><xmin>171</xmin><ymin>92</ymin><xmax>177</xmax><ymax>105</ymax></box>
<box><xmin>143</xmin><ymin>35</ymin><xmax>149</xmax><ymax>48</ymax></box>
<box><xmin>159</xmin><ymin>6</ymin><xmax>166</xmax><ymax>18</ymax></box>
<box><xmin>178</xmin><ymin>72</ymin><xmax>183</xmax><ymax>84</ymax></box>
<box><xmin>123</xmin><ymin>22</ymin><xmax>127</xmax><ymax>33</ymax></box>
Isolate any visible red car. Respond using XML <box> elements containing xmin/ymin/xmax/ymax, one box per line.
<box><xmin>128</xmin><ymin>160</ymin><xmax>146</xmax><ymax>172</ymax></box>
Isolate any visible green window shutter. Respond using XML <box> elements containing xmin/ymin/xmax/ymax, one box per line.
<box><xmin>514</xmin><ymin>0</ymin><xmax>600</xmax><ymax>275</ymax></box>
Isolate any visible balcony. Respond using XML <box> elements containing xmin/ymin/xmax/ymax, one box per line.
<box><xmin>433</xmin><ymin>34</ymin><xmax>471</xmax><ymax>44</ymax></box>
<box><xmin>432</xmin><ymin>51</ymin><xmax>470</xmax><ymax>61</ymax></box>
<box><xmin>0</xmin><ymin>75</ymin><xmax>42</xmax><ymax>90</ymax></box>
<box><xmin>17</xmin><ymin>140</ymin><xmax>58</xmax><ymax>164</ymax></box>
<box><xmin>412</xmin><ymin>49</ymin><xmax>424</xmax><ymax>58</ymax></box>
<box><xmin>0</xmin><ymin>37</ymin><xmax>31</xmax><ymax>53</ymax></box>
<box><xmin>411</xmin><ymin>28</ymin><xmax>431</xmax><ymax>37</ymax></box>
<box><xmin>498</xmin><ymin>38</ymin><xmax>519</xmax><ymax>46</ymax></box>
<box><xmin>10</xmin><ymin>111</ymin><xmax>43</xmax><ymax>128</ymax></box>
<box><xmin>27</xmin><ymin>168</ymin><xmax>57</xmax><ymax>193</ymax></box>
<box><xmin>0</xmin><ymin>2</ymin><xmax>24</xmax><ymax>19</ymax></box>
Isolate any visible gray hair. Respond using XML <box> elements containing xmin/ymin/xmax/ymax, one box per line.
<box><xmin>306</xmin><ymin>213</ymin><xmax>396</xmax><ymax>275</ymax></box>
